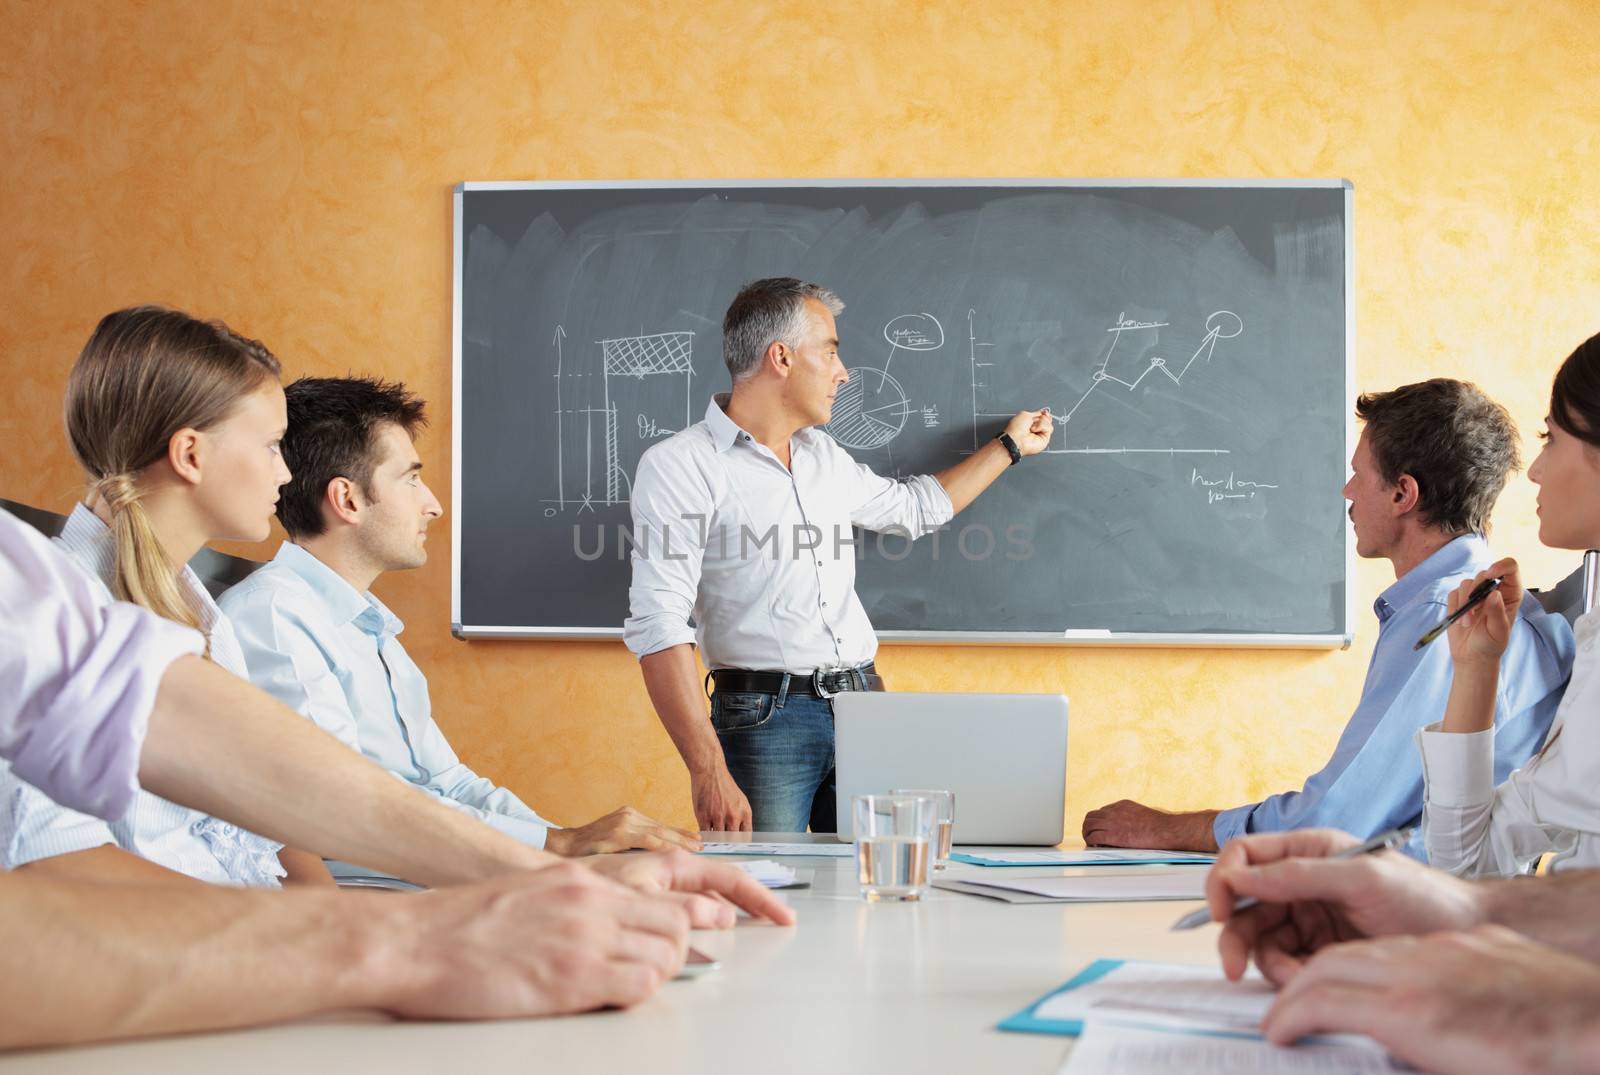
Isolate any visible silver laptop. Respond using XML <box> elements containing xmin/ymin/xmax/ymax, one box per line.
<box><xmin>833</xmin><ymin>692</ymin><xmax>1068</xmax><ymax>845</ymax></box>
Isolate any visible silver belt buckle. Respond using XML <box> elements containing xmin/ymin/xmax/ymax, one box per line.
<box><xmin>813</xmin><ymin>664</ymin><xmax>846</xmax><ymax>698</ymax></box>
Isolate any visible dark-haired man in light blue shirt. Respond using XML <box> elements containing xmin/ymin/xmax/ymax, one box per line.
<box><xmin>1083</xmin><ymin>380</ymin><xmax>1573</xmax><ymax>858</ymax></box>
<box><xmin>223</xmin><ymin>376</ymin><xmax>701</xmax><ymax>861</ymax></box>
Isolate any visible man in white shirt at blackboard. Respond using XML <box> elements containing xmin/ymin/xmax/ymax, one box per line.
<box><xmin>625</xmin><ymin>277</ymin><xmax>1054</xmax><ymax>833</ymax></box>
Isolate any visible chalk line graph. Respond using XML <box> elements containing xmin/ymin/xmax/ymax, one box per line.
<box><xmin>971</xmin><ymin>308</ymin><xmax>1244</xmax><ymax>457</ymax></box>
<box><xmin>1058</xmin><ymin>309</ymin><xmax>1242</xmax><ymax>424</ymax></box>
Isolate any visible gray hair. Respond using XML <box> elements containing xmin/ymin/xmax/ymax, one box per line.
<box><xmin>721</xmin><ymin>278</ymin><xmax>845</xmax><ymax>383</ymax></box>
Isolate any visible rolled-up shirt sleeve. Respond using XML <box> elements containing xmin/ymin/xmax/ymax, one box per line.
<box><xmin>623</xmin><ymin>447</ymin><xmax>710</xmax><ymax>659</ymax></box>
<box><xmin>0</xmin><ymin>513</ymin><xmax>203</xmax><ymax>821</ymax></box>
<box><xmin>839</xmin><ymin>449</ymin><xmax>954</xmax><ymax>538</ymax></box>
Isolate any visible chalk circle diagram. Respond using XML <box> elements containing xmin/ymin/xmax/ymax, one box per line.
<box><xmin>824</xmin><ymin>313</ymin><xmax>942</xmax><ymax>450</ymax></box>
<box><xmin>1208</xmin><ymin>309</ymin><xmax>1244</xmax><ymax>340</ymax></box>
<box><xmin>827</xmin><ymin>367</ymin><xmax>910</xmax><ymax>449</ymax></box>
<box><xmin>882</xmin><ymin>312</ymin><xmax>945</xmax><ymax>353</ymax></box>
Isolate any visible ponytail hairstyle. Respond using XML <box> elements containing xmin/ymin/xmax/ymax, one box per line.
<box><xmin>64</xmin><ymin>306</ymin><xmax>281</xmax><ymax>634</ymax></box>
<box><xmin>1549</xmin><ymin>330</ymin><xmax>1600</xmax><ymax>447</ymax></box>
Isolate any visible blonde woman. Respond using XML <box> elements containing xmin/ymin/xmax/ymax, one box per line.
<box><xmin>0</xmin><ymin>306</ymin><xmax>330</xmax><ymax>887</ymax></box>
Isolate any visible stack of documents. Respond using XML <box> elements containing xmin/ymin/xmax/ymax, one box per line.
<box><xmin>935</xmin><ymin>872</ymin><xmax>1206</xmax><ymax>904</ymax></box>
<box><xmin>1058</xmin><ymin>1021</ymin><xmax>1403</xmax><ymax>1073</ymax></box>
<box><xmin>700</xmin><ymin>841</ymin><xmax>854</xmax><ymax>858</ymax></box>
<box><xmin>950</xmin><ymin>849</ymin><xmax>1215</xmax><ymax>868</ymax></box>
<box><xmin>1003</xmin><ymin>961</ymin><xmax>1403</xmax><ymax>1073</ymax></box>
<box><xmin>1003</xmin><ymin>960</ymin><xmax>1278</xmax><ymax>1035</ymax></box>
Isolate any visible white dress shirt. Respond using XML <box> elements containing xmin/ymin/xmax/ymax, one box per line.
<box><xmin>221</xmin><ymin>541</ymin><xmax>558</xmax><ymax>850</ymax></box>
<box><xmin>624</xmin><ymin>395</ymin><xmax>954</xmax><ymax>672</ymax></box>
<box><xmin>0</xmin><ymin>505</ymin><xmax>286</xmax><ymax>887</ymax></box>
<box><xmin>0</xmin><ymin>510</ymin><xmax>202</xmax><ymax>820</ymax></box>
<box><xmin>1419</xmin><ymin>607</ymin><xmax>1600</xmax><ymax>877</ymax></box>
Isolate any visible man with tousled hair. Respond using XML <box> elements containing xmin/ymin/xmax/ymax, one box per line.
<box><xmin>1084</xmin><ymin>379</ymin><xmax>1573</xmax><ymax>857</ymax></box>
<box><xmin>223</xmin><ymin>377</ymin><xmax>699</xmax><ymax>861</ymax></box>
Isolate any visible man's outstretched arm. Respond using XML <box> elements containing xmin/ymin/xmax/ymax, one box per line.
<box><xmin>0</xmin><ymin>862</ymin><xmax>692</xmax><ymax>1050</ymax></box>
<box><xmin>154</xmin><ymin>598</ymin><xmax>787</xmax><ymax>922</ymax></box>
<box><xmin>1477</xmin><ymin>868</ymin><xmax>1600</xmax><ymax>962</ymax></box>
<box><xmin>139</xmin><ymin>656</ymin><xmax>553</xmax><ymax>886</ymax></box>
<box><xmin>934</xmin><ymin>409</ymin><xmax>1053</xmax><ymax>513</ymax></box>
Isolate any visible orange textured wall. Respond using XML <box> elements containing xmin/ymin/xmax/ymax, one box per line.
<box><xmin>3</xmin><ymin>1</ymin><xmax>1597</xmax><ymax>840</ymax></box>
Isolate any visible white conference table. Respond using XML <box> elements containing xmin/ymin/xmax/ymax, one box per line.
<box><xmin>2</xmin><ymin>833</ymin><xmax>1221</xmax><ymax>1074</ymax></box>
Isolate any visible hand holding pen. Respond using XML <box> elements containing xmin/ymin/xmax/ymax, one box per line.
<box><xmin>1434</xmin><ymin>558</ymin><xmax>1522</xmax><ymax>665</ymax></box>
<box><xmin>1195</xmin><ymin>828</ymin><xmax>1484</xmax><ymax>987</ymax></box>
<box><xmin>1172</xmin><ymin>827</ymin><xmax>1412</xmax><ymax>931</ymax></box>
<box><xmin>1413</xmin><ymin>574</ymin><xmax>1501</xmax><ymax>650</ymax></box>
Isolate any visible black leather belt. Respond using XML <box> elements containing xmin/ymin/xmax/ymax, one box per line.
<box><xmin>711</xmin><ymin>663</ymin><xmax>884</xmax><ymax>698</ymax></box>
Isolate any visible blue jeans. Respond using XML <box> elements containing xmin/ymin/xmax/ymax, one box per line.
<box><xmin>711</xmin><ymin>688</ymin><xmax>837</xmax><ymax>833</ymax></box>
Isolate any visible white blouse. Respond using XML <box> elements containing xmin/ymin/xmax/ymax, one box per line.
<box><xmin>1420</xmin><ymin>608</ymin><xmax>1599</xmax><ymax>878</ymax></box>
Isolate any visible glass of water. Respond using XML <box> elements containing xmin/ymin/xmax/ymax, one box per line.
<box><xmin>852</xmin><ymin>794</ymin><xmax>936</xmax><ymax>901</ymax></box>
<box><xmin>891</xmin><ymin>789</ymin><xmax>955</xmax><ymax>869</ymax></box>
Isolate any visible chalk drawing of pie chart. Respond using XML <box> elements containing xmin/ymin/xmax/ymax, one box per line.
<box><xmin>825</xmin><ymin>368</ymin><xmax>909</xmax><ymax>449</ymax></box>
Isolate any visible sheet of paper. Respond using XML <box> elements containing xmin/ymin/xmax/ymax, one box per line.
<box><xmin>952</xmin><ymin>849</ymin><xmax>1215</xmax><ymax>867</ymax></box>
<box><xmin>964</xmin><ymin>872</ymin><xmax>1205</xmax><ymax>902</ymax></box>
<box><xmin>1035</xmin><ymin>962</ymin><xmax>1272</xmax><ymax>1029</ymax></box>
<box><xmin>699</xmin><ymin>841</ymin><xmax>854</xmax><ymax>858</ymax></box>
<box><xmin>733</xmin><ymin>859</ymin><xmax>797</xmax><ymax>887</ymax></box>
<box><xmin>1058</xmin><ymin>1018</ymin><xmax>1402</xmax><ymax>1074</ymax></box>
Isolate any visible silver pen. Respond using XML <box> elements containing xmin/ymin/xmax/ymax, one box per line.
<box><xmin>1169</xmin><ymin>826</ymin><xmax>1414</xmax><ymax>931</ymax></box>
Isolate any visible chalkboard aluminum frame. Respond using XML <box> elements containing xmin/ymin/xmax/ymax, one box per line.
<box><xmin>451</xmin><ymin>179</ymin><xmax>1355</xmax><ymax>649</ymax></box>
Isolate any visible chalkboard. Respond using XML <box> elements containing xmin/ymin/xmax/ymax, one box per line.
<box><xmin>452</xmin><ymin>180</ymin><xmax>1352</xmax><ymax>646</ymax></box>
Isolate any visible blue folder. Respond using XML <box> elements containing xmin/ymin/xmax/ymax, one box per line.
<box><xmin>997</xmin><ymin>958</ymin><xmax>1128</xmax><ymax>1036</ymax></box>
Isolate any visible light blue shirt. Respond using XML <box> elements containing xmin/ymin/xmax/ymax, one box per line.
<box><xmin>1212</xmin><ymin>535</ymin><xmax>1573</xmax><ymax>859</ymax></box>
<box><xmin>220</xmin><ymin>542</ymin><xmax>556</xmax><ymax>850</ymax></box>
<box><xmin>0</xmin><ymin>505</ymin><xmax>286</xmax><ymax>887</ymax></box>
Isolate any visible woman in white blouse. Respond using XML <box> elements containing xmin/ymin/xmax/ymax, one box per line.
<box><xmin>1420</xmin><ymin>330</ymin><xmax>1600</xmax><ymax>877</ymax></box>
<box><xmin>0</xmin><ymin>306</ymin><xmax>331</xmax><ymax>887</ymax></box>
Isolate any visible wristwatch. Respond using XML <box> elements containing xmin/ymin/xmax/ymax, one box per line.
<box><xmin>995</xmin><ymin>430</ymin><xmax>1022</xmax><ymax>466</ymax></box>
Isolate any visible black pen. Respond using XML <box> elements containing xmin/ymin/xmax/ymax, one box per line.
<box><xmin>1170</xmin><ymin>827</ymin><xmax>1414</xmax><ymax>931</ymax></box>
<box><xmin>1413</xmin><ymin>575</ymin><xmax>1505</xmax><ymax>651</ymax></box>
